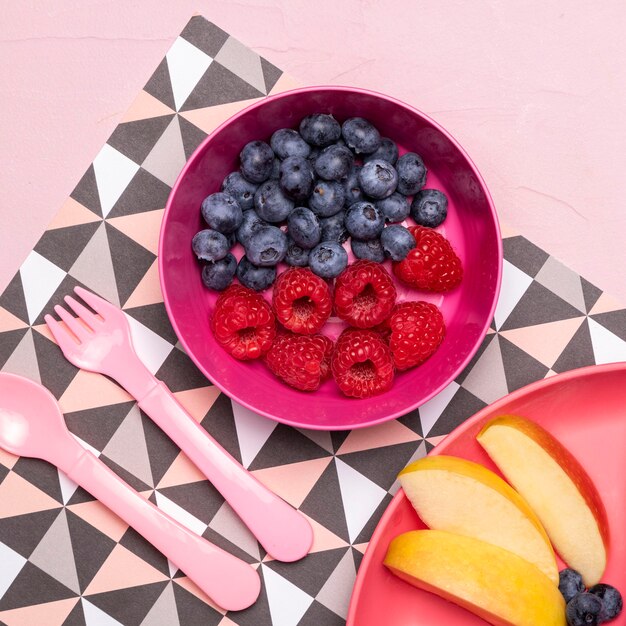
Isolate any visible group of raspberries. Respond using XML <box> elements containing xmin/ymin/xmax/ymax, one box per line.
<box><xmin>211</xmin><ymin>254</ymin><xmax>457</xmax><ymax>398</ymax></box>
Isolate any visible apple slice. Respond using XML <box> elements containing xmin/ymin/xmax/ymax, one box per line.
<box><xmin>398</xmin><ymin>455</ymin><xmax>558</xmax><ymax>584</ymax></box>
<box><xmin>477</xmin><ymin>415</ymin><xmax>608</xmax><ymax>586</ymax></box>
<box><xmin>385</xmin><ymin>530</ymin><xmax>566</xmax><ymax>626</ymax></box>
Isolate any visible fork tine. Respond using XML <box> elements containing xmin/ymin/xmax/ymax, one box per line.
<box><xmin>45</xmin><ymin>314</ymin><xmax>80</xmax><ymax>349</ymax></box>
<box><xmin>64</xmin><ymin>295</ymin><xmax>101</xmax><ymax>330</ymax></box>
<box><xmin>54</xmin><ymin>305</ymin><xmax>89</xmax><ymax>341</ymax></box>
<box><xmin>74</xmin><ymin>286</ymin><xmax>116</xmax><ymax>319</ymax></box>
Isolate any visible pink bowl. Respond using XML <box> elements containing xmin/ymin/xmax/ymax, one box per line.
<box><xmin>159</xmin><ymin>86</ymin><xmax>502</xmax><ymax>430</ymax></box>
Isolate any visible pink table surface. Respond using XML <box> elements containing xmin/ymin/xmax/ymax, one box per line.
<box><xmin>2</xmin><ymin>1</ymin><xmax>626</xmax><ymax>302</ymax></box>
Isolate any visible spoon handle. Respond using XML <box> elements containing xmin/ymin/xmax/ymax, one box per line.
<box><xmin>63</xmin><ymin>447</ymin><xmax>260</xmax><ymax>611</ymax></box>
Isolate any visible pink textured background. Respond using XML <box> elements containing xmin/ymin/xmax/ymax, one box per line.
<box><xmin>2</xmin><ymin>1</ymin><xmax>626</xmax><ymax>301</ymax></box>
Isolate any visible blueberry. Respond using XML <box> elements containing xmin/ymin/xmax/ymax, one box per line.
<box><xmin>364</xmin><ymin>137</ymin><xmax>399</xmax><ymax>165</ymax></box>
<box><xmin>319</xmin><ymin>211</ymin><xmax>349</xmax><ymax>244</ymax></box>
<box><xmin>559</xmin><ymin>569</ymin><xmax>586</xmax><ymax>604</ymax></box>
<box><xmin>288</xmin><ymin>207</ymin><xmax>321</xmax><ymax>249</ymax></box>
<box><xmin>240</xmin><ymin>140</ymin><xmax>275</xmax><ymax>183</ymax></box>
<box><xmin>236</xmin><ymin>255</ymin><xmax>276</xmax><ymax>291</ymax></box>
<box><xmin>411</xmin><ymin>189</ymin><xmax>448</xmax><ymax>227</ymax></box>
<box><xmin>245</xmin><ymin>225</ymin><xmax>288</xmax><ymax>267</ymax></box>
<box><xmin>351</xmin><ymin>238</ymin><xmax>385</xmax><ymax>263</ymax></box>
<box><xmin>376</xmin><ymin>192</ymin><xmax>410</xmax><ymax>223</ymax></box>
<box><xmin>309</xmin><ymin>242</ymin><xmax>348</xmax><ymax>279</ymax></box>
<box><xmin>279</xmin><ymin>156</ymin><xmax>315</xmax><ymax>201</ymax></box>
<box><xmin>396</xmin><ymin>152</ymin><xmax>427</xmax><ymax>195</ymax></box>
<box><xmin>343</xmin><ymin>165</ymin><xmax>366</xmax><ymax>207</ymax></box>
<box><xmin>269</xmin><ymin>157</ymin><xmax>281</xmax><ymax>180</ymax></box>
<box><xmin>358</xmin><ymin>159</ymin><xmax>398</xmax><ymax>199</ymax></box>
<box><xmin>201</xmin><ymin>192</ymin><xmax>243</xmax><ymax>234</ymax></box>
<box><xmin>299</xmin><ymin>114</ymin><xmax>341</xmax><ymax>147</ymax></box>
<box><xmin>589</xmin><ymin>584</ymin><xmax>623</xmax><ymax>621</ymax></box>
<box><xmin>192</xmin><ymin>229</ymin><xmax>230</xmax><ymax>262</ymax></box>
<box><xmin>345</xmin><ymin>201</ymin><xmax>384</xmax><ymax>240</ymax></box>
<box><xmin>342</xmin><ymin>117</ymin><xmax>381</xmax><ymax>154</ymax></box>
<box><xmin>236</xmin><ymin>210</ymin><xmax>267</xmax><ymax>246</ymax></box>
<box><xmin>309</xmin><ymin>180</ymin><xmax>345</xmax><ymax>217</ymax></box>
<box><xmin>314</xmin><ymin>144</ymin><xmax>354</xmax><ymax>181</ymax></box>
<box><xmin>566</xmin><ymin>592</ymin><xmax>603</xmax><ymax>626</ymax></box>
<box><xmin>201</xmin><ymin>253</ymin><xmax>237</xmax><ymax>291</ymax></box>
<box><xmin>308</xmin><ymin>148</ymin><xmax>320</xmax><ymax>167</ymax></box>
<box><xmin>285</xmin><ymin>239</ymin><xmax>310</xmax><ymax>267</ymax></box>
<box><xmin>254</xmin><ymin>180</ymin><xmax>294</xmax><ymax>222</ymax></box>
<box><xmin>221</xmin><ymin>172</ymin><xmax>258</xmax><ymax>211</ymax></box>
<box><xmin>380</xmin><ymin>225</ymin><xmax>415</xmax><ymax>261</ymax></box>
<box><xmin>270</xmin><ymin>128</ymin><xmax>311</xmax><ymax>159</ymax></box>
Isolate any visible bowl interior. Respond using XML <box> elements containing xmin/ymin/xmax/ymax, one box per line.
<box><xmin>347</xmin><ymin>363</ymin><xmax>626</xmax><ymax>625</ymax></box>
<box><xmin>160</xmin><ymin>87</ymin><xmax>501</xmax><ymax>430</ymax></box>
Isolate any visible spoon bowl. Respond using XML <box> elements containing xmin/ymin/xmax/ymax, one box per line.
<box><xmin>0</xmin><ymin>372</ymin><xmax>79</xmax><ymax>465</ymax></box>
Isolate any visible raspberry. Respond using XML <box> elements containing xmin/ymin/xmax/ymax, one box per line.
<box><xmin>331</xmin><ymin>328</ymin><xmax>394</xmax><ymax>398</ymax></box>
<box><xmin>272</xmin><ymin>267</ymin><xmax>332</xmax><ymax>334</ymax></box>
<box><xmin>388</xmin><ymin>301</ymin><xmax>445</xmax><ymax>370</ymax></box>
<box><xmin>334</xmin><ymin>260</ymin><xmax>397</xmax><ymax>328</ymax></box>
<box><xmin>211</xmin><ymin>285</ymin><xmax>276</xmax><ymax>360</ymax></box>
<box><xmin>265</xmin><ymin>332</ymin><xmax>334</xmax><ymax>391</ymax></box>
<box><xmin>393</xmin><ymin>226</ymin><xmax>462</xmax><ymax>292</ymax></box>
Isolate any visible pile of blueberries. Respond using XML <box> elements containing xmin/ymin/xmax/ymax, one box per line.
<box><xmin>193</xmin><ymin>113</ymin><xmax>449</xmax><ymax>291</ymax></box>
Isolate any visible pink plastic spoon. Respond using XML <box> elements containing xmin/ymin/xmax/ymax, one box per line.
<box><xmin>0</xmin><ymin>372</ymin><xmax>261</xmax><ymax>612</ymax></box>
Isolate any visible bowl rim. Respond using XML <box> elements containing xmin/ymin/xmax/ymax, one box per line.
<box><xmin>346</xmin><ymin>360</ymin><xmax>626</xmax><ymax>623</ymax></box>
<box><xmin>158</xmin><ymin>84</ymin><xmax>503</xmax><ymax>430</ymax></box>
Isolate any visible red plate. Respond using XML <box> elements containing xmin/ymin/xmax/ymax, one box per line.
<box><xmin>347</xmin><ymin>363</ymin><xmax>626</xmax><ymax>625</ymax></box>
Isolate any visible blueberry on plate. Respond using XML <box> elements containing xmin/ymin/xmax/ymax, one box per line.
<box><xmin>254</xmin><ymin>180</ymin><xmax>294</xmax><ymax>222</ymax></box>
<box><xmin>411</xmin><ymin>189</ymin><xmax>448</xmax><ymax>227</ymax></box>
<box><xmin>314</xmin><ymin>144</ymin><xmax>354</xmax><ymax>181</ymax></box>
<box><xmin>345</xmin><ymin>201</ymin><xmax>384</xmax><ymax>241</ymax></box>
<box><xmin>319</xmin><ymin>211</ymin><xmax>349</xmax><ymax>244</ymax></box>
<box><xmin>380</xmin><ymin>224</ymin><xmax>415</xmax><ymax>261</ymax></box>
<box><xmin>351</xmin><ymin>238</ymin><xmax>385</xmax><ymax>263</ymax></box>
<box><xmin>236</xmin><ymin>255</ymin><xmax>276</xmax><ymax>291</ymax></box>
<box><xmin>358</xmin><ymin>159</ymin><xmax>398</xmax><ymax>199</ymax></box>
<box><xmin>279</xmin><ymin>156</ymin><xmax>315</xmax><ymax>201</ymax></box>
<box><xmin>396</xmin><ymin>152</ymin><xmax>427</xmax><ymax>195</ymax></box>
<box><xmin>245</xmin><ymin>225</ymin><xmax>288</xmax><ymax>267</ymax></box>
<box><xmin>566</xmin><ymin>592</ymin><xmax>603</xmax><ymax>626</ymax></box>
<box><xmin>299</xmin><ymin>113</ymin><xmax>342</xmax><ymax>147</ymax></box>
<box><xmin>240</xmin><ymin>140</ymin><xmax>275</xmax><ymax>183</ymax></box>
<box><xmin>201</xmin><ymin>192</ymin><xmax>243</xmax><ymax>234</ymax></box>
<box><xmin>364</xmin><ymin>137</ymin><xmax>399</xmax><ymax>165</ymax></box>
<box><xmin>201</xmin><ymin>253</ymin><xmax>237</xmax><ymax>291</ymax></box>
<box><xmin>270</xmin><ymin>128</ymin><xmax>311</xmax><ymax>159</ymax></box>
<box><xmin>558</xmin><ymin>569</ymin><xmax>585</xmax><ymax>604</ymax></box>
<box><xmin>285</xmin><ymin>239</ymin><xmax>310</xmax><ymax>267</ymax></box>
<box><xmin>309</xmin><ymin>180</ymin><xmax>345</xmax><ymax>217</ymax></box>
<box><xmin>288</xmin><ymin>207</ymin><xmax>321</xmax><ymax>249</ymax></box>
<box><xmin>309</xmin><ymin>242</ymin><xmax>348</xmax><ymax>279</ymax></box>
<box><xmin>192</xmin><ymin>229</ymin><xmax>230</xmax><ymax>262</ymax></box>
<box><xmin>221</xmin><ymin>172</ymin><xmax>258</xmax><ymax>211</ymax></box>
<box><xmin>236</xmin><ymin>210</ymin><xmax>267</xmax><ymax>246</ymax></box>
<box><xmin>589</xmin><ymin>584</ymin><xmax>623</xmax><ymax>621</ymax></box>
<box><xmin>342</xmin><ymin>117</ymin><xmax>381</xmax><ymax>154</ymax></box>
<box><xmin>376</xmin><ymin>192</ymin><xmax>410</xmax><ymax>223</ymax></box>
<box><xmin>343</xmin><ymin>165</ymin><xmax>365</xmax><ymax>207</ymax></box>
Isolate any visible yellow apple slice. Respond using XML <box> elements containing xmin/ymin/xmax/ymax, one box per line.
<box><xmin>398</xmin><ymin>455</ymin><xmax>558</xmax><ymax>584</ymax></box>
<box><xmin>477</xmin><ymin>415</ymin><xmax>608</xmax><ymax>586</ymax></box>
<box><xmin>385</xmin><ymin>530</ymin><xmax>566</xmax><ymax>626</ymax></box>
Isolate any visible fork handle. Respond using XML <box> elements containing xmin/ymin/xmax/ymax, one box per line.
<box><xmin>138</xmin><ymin>382</ymin><xmax>313</xmax><ymax>562</ymax></box>
<box><xmin>64</xmin><ymin>445</ymin><xmax>260</xmax><ymax>611</ymax></box>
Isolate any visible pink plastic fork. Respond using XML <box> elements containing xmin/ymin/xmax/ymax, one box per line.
<box><xmin>45</xmin><ymin>286</ymin><xmax>313</xmax><ymax>563</ymax></box>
